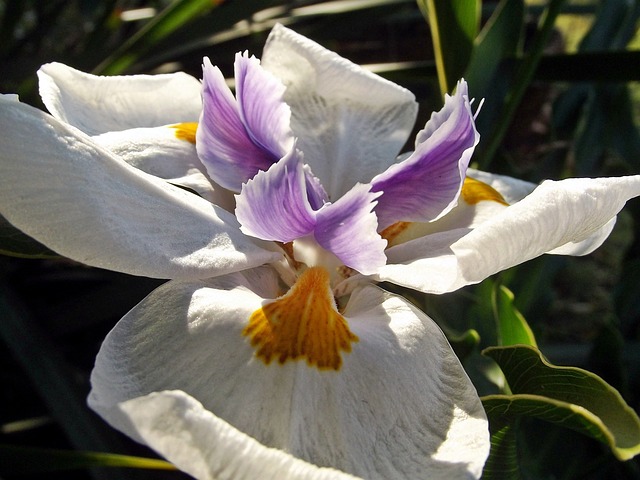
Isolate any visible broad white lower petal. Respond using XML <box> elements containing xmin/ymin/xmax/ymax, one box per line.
<box><xmin>0</xmin><ymin>99</ymin><xmax>280</xmax><ymax>279</ymax></box>
<box><xmin>261</xmin><ymin>24</ymin><xmax>418</xmax><ymax>200</ymax></box>
<box><xmin>89</xmin><ymin>269</ymin><xmax>488</xmax><ymax>479</ymax></box>
<box><xmin>38</xmin><ymin>63</ymin><xmax>202</xmax><ymax>135</ymax></box>
<box><xmin>112</xmin><ymin>391</ymin><xmax>359</xmax><ymax>480</ymax></box>
<box><xmin>380</xmin><ymin>176</ymin><xmax>640</xmax><ymax>293</ymax></box>
<box><xmin>93</xmin><ymin>125</ymin><xmax>234</xmax><ymax>209</ymax></box>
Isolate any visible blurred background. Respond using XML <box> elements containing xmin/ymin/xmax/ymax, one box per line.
<box><xmin>1</xmin><ymin>0</ymin><xmax>640</xmax><ymax>478</ymax></box>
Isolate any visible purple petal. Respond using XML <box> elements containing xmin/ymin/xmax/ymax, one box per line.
<box><xmin>315</xmin><ymin>184</ymin><xmax>387</xmax><ymax>275</ymax></box>
<box><xmin>303</xmin><ymin>164</ymin><xmax>329</xmax><ymax>210</ymax></box>
<box><xmin>371</xmin><ymin>80</ymin><xmax>479</xmax><ymax>230</ymax></box>
<box><xmin>235</xmin><ymin>148</ymin><xmax>316</xmax><ymax>242</ymax></box>
<box><xmin>235</xmin><ymin>52</ymin><xmax>294</xmax><ymax>160</ymax></box>
<box><xmin>196</xmin><ymin>57</ymin><xmax>277</xmax><ymax>192</ymax></box>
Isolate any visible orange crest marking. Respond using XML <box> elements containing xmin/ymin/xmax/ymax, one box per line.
<box><xmin>461</xmin><ymin>177</ymin><xmax>508</xmax><ymax>206</ymax></box>
<box><xmin>243</xmin><ymin>267</ymin><xmax>358</xmax><ymax>371</ymax></box>
<box><xmin>170</xmin><ymin>122</ymin><xmax>198</xmax><ymax>144</ymax></box>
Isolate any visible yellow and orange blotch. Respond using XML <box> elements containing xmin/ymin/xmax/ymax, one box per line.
<box><xmin>243</xmin><ymin>267</ymin><xmax>358</xmax><ymax>371</ymax></box>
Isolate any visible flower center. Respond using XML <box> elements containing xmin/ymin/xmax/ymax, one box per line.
<box><xmin>243</xmin><ymin>266</ymin><xmax>358</xmax><ymax>371</ymax></box>
<box><xmin>170</xmin><ymin>122</ymin><xmax>198</xmax><ymax>144</ymax></box>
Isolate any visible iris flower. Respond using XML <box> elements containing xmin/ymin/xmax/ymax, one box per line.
<box><xmin>1</xmin><ymin>24</ymin><xmax>640</xmax><ymax>480</ymax></box>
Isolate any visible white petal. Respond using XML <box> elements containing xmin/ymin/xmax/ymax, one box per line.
<box><xmin>0</xmin><ymin>98</ymin><xmax>280</xmax><ymax>279</ymax></box>
<box><xmin>38</xmin><ymin>62</ymin><xmax>202</xmax><ymax>135</ymax></box>
<box><xmin>261</xmin><ymin>24</ymin><xmax>418</xmax><ymax>200</ymax></box>
<box><xmin>380</xmin><ymin>176</ymin><xmax>640</xmax><ymax>293</ymax></box>
<box><xmin>93</xmin><ymin>126</ymin><xmax>235</xmax><ymax>209</ymax></box>
<box><xmin>112</xmin><ymin>391</ymin><xmax>360</xmax><ymax>480</ymax></box>
<box><xmin>89</xmin><ymin>269</ymin><xmax>488</xmax><ymax>479</ymax></box>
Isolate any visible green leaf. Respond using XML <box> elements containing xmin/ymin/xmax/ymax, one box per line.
<box><xmin>465</xmin><ymin>0</ymin><xmax>524</xmax><ymax>104</ymax></box>
<box><xmin>480</xmin><ymin>418</ymin><xmax>520</xmax><ymax>480</ymax></box>
<box><xmin>417</xmin><ymin>0</ymin><xmax>480</xmax><ymax>97</ymax></box>
<box><xmin>447</xmin><ymin>328</ymin><xmax>481</xmax><ymax>361</ymax></box>
<box><xmin>482</xmin><ymin>344</ymin><xmax>640</xmax><ymax>461</ymax></box>
<box><xmin>0</xmin><ymin>214</ymin><xmax>58</xmax><ymax>259</ymax></box>
<box><xmin>0</xmin><ymin>444</ymin><xmax>175</xmax><ymax>474</ymax></box>
<box><xmin>492</xmin><ymin>284</ymin><xmax>537</xmax><ymax>348</ymax></box>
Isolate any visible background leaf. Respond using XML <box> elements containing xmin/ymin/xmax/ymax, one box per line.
<box><xmin>483</xmin><ymin>344</ymin><xmax>640</xmax><ymax>461</ymax></box>
<box><xmin>492</xmin><ymin>284</ymin><xmax>537</xmax><ymax>348</ymax></box>
<box><xmin>417</xmin><ymin>0</ymin><xmax>479</xmax><ymax>96</ymax></box>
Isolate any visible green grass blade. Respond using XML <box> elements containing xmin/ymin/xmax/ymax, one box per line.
<box><xmin>0</xmin><ymin>445</ymin><xmax>176</xmax><ymax>474</ymax></box>
<box><xmin>417</xmin><ymin>0</ymin><xmax>479</xmax><ymax>97</ymax></box>
<box><xmin>94</xmin><ymin>0</ymin><xmax>220</xmax><ymax>75</ymax></box>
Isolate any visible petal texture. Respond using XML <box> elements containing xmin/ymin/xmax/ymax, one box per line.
<box><xmin>93</xmin><ymin>125</ymin><xmax>233</xmax><ymax>208</ymax></box>
<box><xmin>379</xmin><ymin>176</ymin><xmax>640</xmax><ymax>293</ymax></box>
<box><xmin>0</xmin><ymin>98</ymin><xmax>280</xmax><ymax>279</ymax></box>
<box><xmin>38</xmin><ymin>63</ymin><xmax>202</xmax><ymax>135</ymax></box>
<box><xmin>197</xmin><ymin>57</ymin><xmax>283</xmax><ymax>191</ymax></box>
<box><xmin>235</xmin><ymin>150</ymin><xmax>316</xmax><ymax>242</ymax></box>
<box><xmin>235</xmin><ymin>52</ymin><xmax>294</xmax><ymax>159</ymax></box>
<box><xmin>371</xmin><ymin>81</ymin><xmax>479</xmax><ymax>229</ymax></box>
<box><xmin>261</xmin><ymin>24</ymin><xmax>418</xmax><ymax>200</ymax></box>
<box><xmin>315</xmin><ymin>184</ymin><xmax>386</xmax><ymax>274</ymax></box>
<box><xmin>89</xmin><ymin>269</ymin><xmax>489</xmax><ymax>480</ymax></box>
<box><xmin>114</xmin><ymin>391</ymin><xmax>360</xmax><ymax>480</ymax></box>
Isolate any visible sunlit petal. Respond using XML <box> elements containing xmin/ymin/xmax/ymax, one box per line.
<box><xmin>236</xmin><ymin>149</ymin><xmax>316</xmax><ymax>242</ymax></box>
<box><xmin>235</xmin><ymin>52</ymin><xmax>294</xmax><ymax>158</ymax></box>
<box><xmin>197</xmin><ymin>57</ymin><xmax>277</xmax><ymax>191</ymax></box>
<box><xmin>93</xmin><ymin>124</ymin><xmax>233</xmax><ymax>208</ymax></box>
<box><xmin>372</xmin><ymin>81</ymin><xmax>478</xmax><ymax>230</ymax></box>
<box><xmin>261</xmin><ymin>24</ymin><xmax>418</xmax><ymax>200</ymax></box>
<box><xmin>112</xmin><ymin>391</ymin><xmax>360</xmax><ymax>480</ymax></box>
<box><xmin>0</xmin><ymin>98</ymin><xmax>280</xmax><ymax>279</ymax></box>
<box><xmin>38</xmin><ymin>62</ymin><xmax>201</xmax><ymax>135</ymax></box>
<box><xmin>379</xmin><ymin>176</ymin><xmax>640</xmax><ymax>293</ymax></box>
<box><xmin>89</xmin><ymin>271</ymin><xmax>488</xmax><ymax>480</ymax></box>
<box><xmin>315</xmin><ymin>184</ymin><xmax>386</xmax><ymax>274</ymax></box>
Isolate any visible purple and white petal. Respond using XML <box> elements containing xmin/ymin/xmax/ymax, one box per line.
<box><xmin>315</xmin><ymin>184</ymin><xmax>386</xmax><ymax>275</ymax></box>
<box><xmin>235</xmin><ymin>149</ymin><xmax>316</xmax><ymax>242</ymax></box>
<box><xmin>197</xmin><ymin>57</ymin><xmax>278</xmax><ymax>192</ymax></box>
<box><xmin>379</xmin><ymin>176</ymin><xmax>640</xmax><ymax>294</ymax></box>
<box><xmin>371</xmin><ymin>81</ymin><xmax>479</xmax><ymax>230</ymax></box>
<box><xmin>261</xmin><ymin>24</ymin><xmax>418</xmax><ymax>200</ymax></box>
<box><xmin>38</xmin><ymin>63</ymin><xmax>201</xmax><ymax>135</ymax></box>
<box><xmin>235</xmin><ymin>52</ymin><xmax>294</xmax><ymax>159</ymax></box>
<box><xmin>0</xmin><ymin>98</ymin><xmax>280</xmax><ymax>279</ymax></box>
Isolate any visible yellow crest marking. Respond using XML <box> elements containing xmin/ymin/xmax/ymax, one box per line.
<box><xmin>170</xmin><ymin>122</ymin><xmax>198</xmax><ymax>144</ymax></box>
<box><xmin>243</xmin><ymin>267</ymin><xmax>358</xmax><ymax>371</ymax></box>
<box><xmin>461</xmin><ymin>177</ymin><xmax>508</xmax><ymax>206</ymax></box>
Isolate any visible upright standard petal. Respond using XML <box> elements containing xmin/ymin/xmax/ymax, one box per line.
<box><xmin>379</xmin><ymin>176</ymin><xmax>640</xmax><ymax>293</ymax></box>
<box><xmin>38</xmin><ymin>63</ymin><xmax>202</xmax><ymax>135</ymax></box>
<box><xmin>371</xmin><ymin>81</ymin><xmax>479</xmax><ymax>230</ymax></box>
<box><xmin>235</xmin><ymin>149</ymin><xmax>316</xmax><ymax>242</ymax></box>
<box><xmin>196</xmin><ymin>57</ymin><xmax>281</xmax><ymax>191</ymax></box>
<box><xmin>261</xmin><ymin>24</ymin><xmax>419</xmax><ymax>200</ymax></box>
<box><xmin>314</xmin><ymin>184</ymin><xmax>387</xmax><ymax>275</ymax></box>
<box><xmin>0</xmin><ymin>98</ymin><xmax>280</xmax><ymax>279</ymax></box>
<box><xmin>234</xmin><ymin>52</ymin><xmax>294</xmax><ymax>158</ymax></box>
<box><xmin>89</xmin><ymin>268</ymin><xmax>489</xmax><ymax>480</ymax></box>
